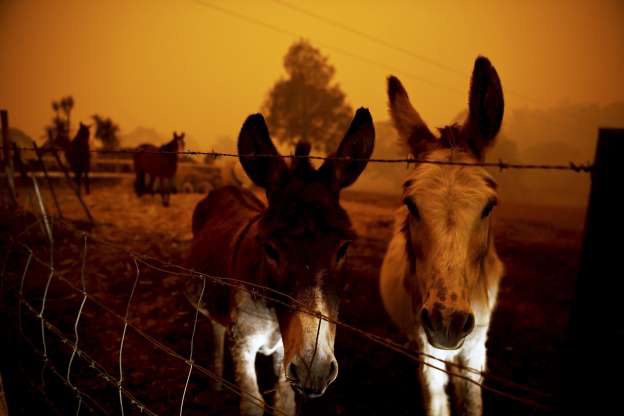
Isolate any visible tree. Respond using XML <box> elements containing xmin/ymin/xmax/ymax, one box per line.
<box><xmin>60</xmin><ymin>96</ymin><xmax>74</xmax><ymax>132</ymax></box>
<box><xmin>262</xmin><ymin>40</ymin><xmax>353</xmax><ymax>153</ymax></box>
<box><xmin>92</xmin><ymin>114</ymin><xmax>120</xmax><ymax>150</ymax></box>
<box><xmin>44</xmin><ymin>96</ymin><xmax>74</xmax><ymax>148</ymax></box>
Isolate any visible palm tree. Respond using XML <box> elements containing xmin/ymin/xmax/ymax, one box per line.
<box><xmin>52</xmin><ymin>100</ymin><xmax>60</xmax><ymax>118</ymax></box>
<box><xmin>92</xmin><ymin>114</ymin><xmax>120</xmax><ymax>150</ymax></box>
<box><xmin>60</xmin><ymin>96</ymin><xmax>74</xmax><ymax>134</ymax></box>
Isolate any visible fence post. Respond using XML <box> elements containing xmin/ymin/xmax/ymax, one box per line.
<box><xmin>1</xmin><ymin>110</ymin><xmax>18</xmax><ymax>208</ymax></box>
<box><xmin>32</xmin><ymin>143</ymin><xmax>64</xmax><ymax>219</ymax></box>
<box><xmin>563</xmin><ymin>128</ymin><xmax>622</xmax><ymax>412</ymax></box>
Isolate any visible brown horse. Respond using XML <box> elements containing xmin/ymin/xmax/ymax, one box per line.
<box><xmin>186</xmin><ymin>108</ymin><xmax>374</xmax><ymax>415</ymax></box>
<box><xmin>63</xmin><ymin>122</ymin><xmax>91</xmax><ymax>195</ymax></box>
<box><xmin>133</xmin><ymin>132</ymin><xmax>185</xmax><ymax>206</ymax></box>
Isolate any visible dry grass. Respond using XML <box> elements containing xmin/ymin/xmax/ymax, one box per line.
<box><xmin>1</xmin><ymin>183</ymin><xmax>584</xmax><ymax>415</ymax></box>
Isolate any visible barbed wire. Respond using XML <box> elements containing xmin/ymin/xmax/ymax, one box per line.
<box><xmin>7</xmin><ymin>210</ymin><xmax>555</xmax><ymax>413</ymax></box>
<box><xmin>3</xmin><ymin>144</ymin><xmax>594</xmax><ymax>172</ymax></box>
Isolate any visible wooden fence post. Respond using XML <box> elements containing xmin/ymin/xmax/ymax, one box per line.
<box><xmin>563</xmin><ymin>128</ymin><xmax>622</xmax><ymax>412</ymax></box>
<box><xmin>1</xmin><ymin>110</ymin><xmax>18</xmax><ymax>208</ymax></box>
<box><xmin>32</xmin><ymin>143</ymin><xmax>64</xmax><ymax>219</ymax></box>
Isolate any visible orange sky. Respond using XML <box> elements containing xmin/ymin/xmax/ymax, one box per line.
<box><xmin>1</xmin><ymin>0</ymin><xmax>623</xmax><ymax>150</ymax></box>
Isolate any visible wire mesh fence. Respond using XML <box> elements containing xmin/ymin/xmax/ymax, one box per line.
<box><xmin>0</xmin><ymin>202</ymin><xmax>557</xmax><ymax>415</ymax></box>
<box><xmin>0</xmin><ymin>139</ymin><xmax>584</xmax><ymax>415</ymax></box>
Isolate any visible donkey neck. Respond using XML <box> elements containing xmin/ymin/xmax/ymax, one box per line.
<box><xmin>230</xmin><ymin>213</ymin><xmax>263</xmax><ymax>275</ymax></box>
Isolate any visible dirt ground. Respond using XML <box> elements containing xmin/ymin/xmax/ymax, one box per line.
<box><xmin>0</xmin><ymin>182</ymin><xmax>584</xmax><ymax>415</ymax></box>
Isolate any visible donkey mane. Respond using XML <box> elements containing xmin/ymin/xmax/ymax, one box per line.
<box><xmin>401</xmin><ymin>123</ymin><xmax>490</xmax><ymax>159</ymax></box>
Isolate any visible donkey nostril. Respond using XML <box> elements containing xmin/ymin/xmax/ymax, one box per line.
<box><xmin>421</xmin><ymin>308</ymin><xmax>434</xmax><ymax>332</ymax></box>
<box><xmin>463</xmin><ymin>313</ymin><xmax>475</xmax><ymax>334</ymax></box>
<box><xmin>287</xmin><ymin>363</ymin><xmax>299</xmax><ymax>383</ymax></box>
<box><xmin>328</xmin><ymin>359</ymin><xmax>338</xmax><ymax>381</ymax></box>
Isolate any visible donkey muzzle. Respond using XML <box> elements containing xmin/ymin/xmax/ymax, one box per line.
<box><xmin>286</xmin><ymin>355</ymin><xmax>338</xmax><ymax>398</ymax></box>
<box><xmin>421</xmin><ymin>304</ymin><xmax>475</xmax><ymax>350</ymax></box>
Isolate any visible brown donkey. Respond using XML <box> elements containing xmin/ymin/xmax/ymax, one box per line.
<box><xmin>186</xmin><ymin>108</ymin><xmax>374</xmax><ymax>415</ymax></box>
<box><xmin>380</xmin><ymin>57</ymin><xmax>505</xmax><ymax>416</ymax></box>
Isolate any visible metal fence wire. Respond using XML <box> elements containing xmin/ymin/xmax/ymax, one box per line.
<box><xmin>2</xmin><ymin>145</ymin><xmax>594</xmax><ymax>172</ymax></box>
<box><xmin>0</xmin><ymin>171</ymin><xmax>560</xmax><ymax>415</ymax></box>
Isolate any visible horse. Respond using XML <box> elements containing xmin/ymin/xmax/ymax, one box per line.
<box><xmin>379</xmin><ymin>56</ymin><xmax>505</xmax><ymax>416</ymax></box>
<box><xmin>185</xmin><ymin>108</ymin><xmax>374</xmax><ymax>415</ymax></box>
<box><xmin>63</xmin><ymin>122</ymin><xmax>91</xmax><ymax>195</ymax></box>
<box><xmin>133</xmin><ymin>132</ymin><xmax>185</xmax><ymax>206</ymax></box>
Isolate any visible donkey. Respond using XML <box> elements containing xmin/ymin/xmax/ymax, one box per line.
<box><xmin>63</xmin><ymin>122</ymin><xmax>91</xmax><ymax>195</ymax></box>
<box><xmin>133</xmin><ymin>131</ymin><xmax>185</xmax><ymax>206</ymax></box>
<box><xmin>379</xmin><ymin>56</ymin><xmax>505</xmax><ymax>416</ymax></box>
<box><xmin>186</xmin><ymin>108</ymin><xmax>374</xmax><ymax>415</ymax></box>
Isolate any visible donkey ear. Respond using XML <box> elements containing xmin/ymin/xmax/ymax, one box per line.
<box><xmin>462</xmin><ymin>56</ymin><xmax>504</xmax><ymax>159</ymax></box>
<box><xmin>238</xmin><ymin>114</ymin><xmax>287</xmax><ymax>190</ymax></box>
<box><xmin>387</xmin><ymin>76</ymin><xmax>436</xmax><ymax>156</ymax></box>
<box><xmin>321</xmin><ymin>107</ymin><xmax>375</xmax><ymax>189</ymax></box>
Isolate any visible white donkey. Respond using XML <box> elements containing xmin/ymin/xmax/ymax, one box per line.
<box><xmin>380</xmin><ymin>56</ymin><xmax>505</xmax><ymax>416</ymax></box>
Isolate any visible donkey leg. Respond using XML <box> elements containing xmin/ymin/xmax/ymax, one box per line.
<box><xmin>273</xmin><ymin>343</ymin><xmax>295</xmax><ymax>416</ymax></box>
<box><xmin>421</xmin><ymin>342</ymin><xmax>451</xmax><ymax>416</ymax></box>
<box><xmin>210</xmin><ymin>319</ymin><xmax>226</xmax><ymax>391</ymax></box>
<box><xmin>453</xmin><ymin>337</ymin><xmax>486</xmax><ymax>416</ymax></box>
<box><xmin>84</xmin><ymin>171</ymin><xmax>90</xmax><ymax>195</ymax></box>
<box><xmin>74</xmin><ymin>171</ymin><xmax>82</xmax><ymax>195</ymax></box>
<box><xmin>230</xmin><ymin>326</ymin><xmax>265</xmax><ymax>416</ymax></box>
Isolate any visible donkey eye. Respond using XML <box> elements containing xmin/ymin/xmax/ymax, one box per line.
<box><xmin>336</xmin><ymin>241</ymin><xmax>351</xmax><ymax>262</ymax></box>
<box><xmin>481</xmin><ymin>199</ymin><xmax>497</xmax><ymax>219</ymax></box>
<box><xmin>404</xmin><ymin>198</ymin><xmax>420</xmax><ymax>220</ymax></box>
<box><xmin>263</xmin><ymin>243</ymin><xmax>280</xmax><ymax>263</ymax></box>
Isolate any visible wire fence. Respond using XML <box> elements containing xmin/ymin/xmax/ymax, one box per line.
<box><xmin>0</xmin><ymin>133</ymin><xmax>579</xmax><ymax>414</ymax></box>
<box><xmin>0</xmin><ymin>179</ymin><xmax>558</xmax><ymax>415</ymax></box>
<box><xmin>2</xmin><ymin>144</ymin><xmax>595</xmax><ymax>173</ymax></box>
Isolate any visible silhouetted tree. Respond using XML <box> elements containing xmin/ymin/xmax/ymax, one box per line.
<box><xmin>44</xmin><ymin>96</ymin><xmax>74</xmax><ymax>148</ymax></box>
<box><xmin>60</xmin><ymin>96</ymin><xmax>74</xmax><ymax>133</ymax></box>
<box><xmin>262</xmin><ymin>40</ymin><xmax>353</xmax><ymax>153</ymax></box>
<box><xmin>52</xmin><ymin>100</ymin><xmax>61</xmax><ymax>119</ymax></box>
<box><xmin>92</xmin><ymin>114</ymin><xmax>120</xmax><ymax>150</ymax></box>
<box><xmin>43</xmin><ymin>115</ymin><xmax>70</xmax><ymax>148</ymax></box>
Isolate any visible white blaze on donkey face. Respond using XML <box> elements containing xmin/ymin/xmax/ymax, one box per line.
<box><xmin>284</xmin><ymin>279</ymin><xmax>338</xmax><ymax>398</ymax></box>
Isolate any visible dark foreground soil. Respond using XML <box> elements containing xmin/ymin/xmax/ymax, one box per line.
<box><xmin>0</xmin><ymin>185</ymin><xmax>584</xmax><ymax>415</ymax></box>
